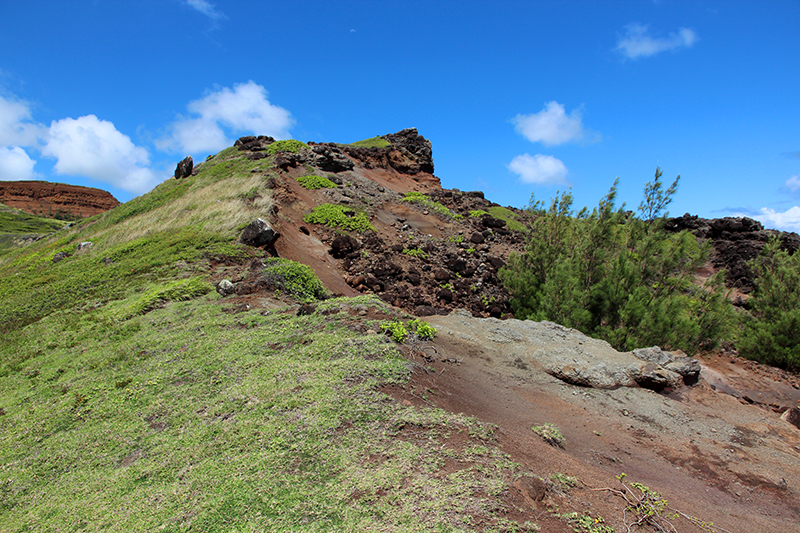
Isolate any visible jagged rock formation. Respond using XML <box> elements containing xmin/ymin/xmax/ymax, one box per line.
<box><xmin>666</xmin><ymin>214</ymin><xmax>800</xmax><ymax>292</ymax></box>
<box><xmin>0</xmin><ymin>181</ymin><xmax>120</xmax><ymax>218</ymax></box>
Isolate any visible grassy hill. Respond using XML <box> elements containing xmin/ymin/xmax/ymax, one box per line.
<box><xmin>0</xmin><ymin>144</ymin><xmax>528</xmax><ymax>532</ymax></box>
<box><xmin>0</xmin><ymin>205</ymin><xmax>67</xmax><ymax>254</ymax></box>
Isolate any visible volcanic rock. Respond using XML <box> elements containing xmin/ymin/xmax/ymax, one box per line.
<box><xmin>174</xmin><ymin>156</ymin><xmax>193</xmax><ymax>179</ymax></box>
<box><xmin>240</xmin><ymin>218</ymin><xmax>280</xmax><ymax>248</ymax></box>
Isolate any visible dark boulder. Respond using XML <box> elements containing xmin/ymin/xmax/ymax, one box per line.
<box><xmin>240</xmin><ymin>219</ymin><xmax>280</xmax><ymax>248</ymax></box>
<box><xmin>330</xmin><ymin>235</ymin><xmax>361</xmax><ymax>259</ymax></box>
<box><xmin>174</xmin><ymin>156</ymin><xmax>193</xmax><ymax>179</ymax></box>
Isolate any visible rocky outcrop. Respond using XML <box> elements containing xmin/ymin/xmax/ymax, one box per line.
<box><xmin>174</xmin><ymin>156</ymin><xmax>193</xmax><ymax>179</ymax></box>
<box><xmin>429</xmin><ymin>311</ymin><xmax>700</xmax><ymax>391</ymax></box>
<box><xmin>0</xmin><ymin>181</ymin><xmax>120</xmax><ymax>218</ymax></box>
<box><xmin>665</xmin><ymin>214</ymin><xmax>800</xmax><ymax>292</ymax></box>
<box><xmin>342</xmin><ymin>128</ymin><xmax>435</xmax><ymax>175</ymax></box>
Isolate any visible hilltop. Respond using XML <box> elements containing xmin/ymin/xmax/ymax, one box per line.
<box><xmin>0</xmin><ymin>129</ymin><xmax>799</xmax><ymax>532</ymax></box>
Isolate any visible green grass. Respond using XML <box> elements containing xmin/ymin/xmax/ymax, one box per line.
<box><xmin>0</xmin><ymin>208</ymin><xmax>66</xmax><ymax>235</ymax></box>
<box><xmin>303</xmin><ymin>203</ymin><xmax>374</xmax><ymax>232</ymax></box>
<box><xmin>349</xmin><ymin>136</ymin><xmax>391</xmax><ymax>149</ymax></box>
<box><xmin>401</xmin><ymin>192</ymin><xmax>463</xmax><ymax>220</ymax></box>
<box><xmin>0</xmin><ymin>228</ymin><xmax>237</xmax><ymax>332</ymax></box>
<box><xmin>0</xmin><ymin>208</ymin><xmax>67</xmax><ymax>253</ymax></box>
<box><xmin>486</xmin><ymin>206</ymin><xmax>525</xmax><ymax>232</ymax></box>
<box><xmin>0</xmin><ymin>295</ymin><xmax>524</xmax><ymax>532</ymax></box>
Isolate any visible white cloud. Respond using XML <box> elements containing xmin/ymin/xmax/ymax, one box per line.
<box><xmin>0</xmin><ymin>94</ymin><xmax>44</xmax><ymax>147</ymax></box>
<box><xmin>508</xmin><ymin>153</ymin><xmax>568</xmax><ymax>185</ymax></box>
<box><xmin>750</xmin><ymin>206</ymin><xmax>800</xmax><ymax>232</ymax></box>
<box><xmin>785</xmin><ymin>175</ymin><xmax>800</xmax><ymax>193</ymax></box>
<box><xmin>512</xmin><ymin>102</ymin><xmax>588</xmax><ymax>146</ymax></box>
<box><xmin>185</xmin><ymin>0</ymin><xmax>225</xmax><ymax>20</ymax></box>
<box><xmin>615</xmin><ymin>23</ymin><xmax>698</xmax><ymax>59</ymax></box>
<box><xmin>157</xmin><ymin>81</ymin><xmax>294</xmax><ymax>154</ymax></box>
<box><xmin>42</xmin><ymin>115</ymin><xmax>157</xmax><ymax>193</ymax></box>
<box><xmin>0</xmin><ymin>146</ymin><xmax>37</xmax><ymax>181</ymax></box>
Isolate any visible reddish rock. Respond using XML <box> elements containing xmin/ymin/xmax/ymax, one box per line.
<box><xmin>0</xmin><ymin>181</ymin><xmax>120</xmax><ymax>218</ymax></box>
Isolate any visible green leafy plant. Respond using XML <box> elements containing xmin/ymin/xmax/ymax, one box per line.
<box><xmin>469</xmin><ymin>210</ymin><xmax>489</xmax><ymax>218</ymax></box>
<box><xmin>296</xmin><ymin>175</ymin><xmax>338</xmax><ymax>190</ymax></box>
<box><xmin>266</xmin><ymin>139</ymin><xmax>308</xmax><ymax>154</ymax></box>
<box><xmin>532</xmin><ymin>423</ymin><xmax>565</xmax><ymax>448</ymax></box>
<box><xmin>381</xmin><ymin>320</ymin><xmax>408</xmax><ymax>342</ymax></box>
<box><xmin>448</xmin><ymin>235</ymin><xmax>464</xmax><ymax>244</ymax></box>
<box><xmin>409</xmin><ymin>318</ymin><xmax>437</xmax><ymax>340</ymax></box>
<box><xmin>560</xmin><ymin>512</ymin><xmax>615</xmax><ymax>533</ymax></box>
<box><xmin>402</xmin><ymin>248</ymin><xmax>428</xmax><ymax>259</ymax></box>
<box><xmin>303</xmin><ymin>203</ymin><xmax>374</xmax><ymax>232</ymax></box>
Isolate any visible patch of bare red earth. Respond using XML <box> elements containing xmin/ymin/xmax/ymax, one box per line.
<box><xmin>384</xmin><ymin>332</ymin><xmax>800</xmax><ymax>533</ymax></box>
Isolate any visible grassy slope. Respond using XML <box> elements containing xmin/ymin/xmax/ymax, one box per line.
<box><xmin>0</xmin><ymin>206</ymin><xmax>67</xmax><ymax>253</ymax></box>
<box><xmin>0</xmin><ymin>146</ymin><xmax>527</xmax><ymax>532</ymax></box>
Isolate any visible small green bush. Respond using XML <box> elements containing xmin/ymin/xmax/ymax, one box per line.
<box><xmin>409</xmin><ymin>318</ymin><xmax>437</xmax><ymax>340</ymax></box>
<box><xmin>267</xmin><ymin>140</ymin><xmax>308</xmax><ymax>154</ymax></box>
<box><xmin>532</xmin><ymin>423</ymin><xmax>565</xmax><ymax>448</ymax></box>
<box><xmin>381</xmin><ymin>320</ymin><xmax>408</xmax><ymax>343</ymax></box>
<box><xmin>469</xmin><ymin>210</ymin><xmax>489</xmax><ymax>218</ymax></box>
<box><xmin>260</xmin><ymin>257</ymin><xmax>327</xmax><ymax>302</ymax></box>
<box><xmin>303</xmin><ymin>204</ymin><xmax>374</xmax><ymax>232</ymax></box>
<box><xmin>296</xmin><ymin>175</ymin><xmax>338</xmax><ymax>190</ymax></box>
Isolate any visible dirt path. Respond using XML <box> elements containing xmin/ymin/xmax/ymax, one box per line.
<box><xmin>385</xmin><ymin>313</ymin><xmax>800</xmax><ymax>533</ymax></box>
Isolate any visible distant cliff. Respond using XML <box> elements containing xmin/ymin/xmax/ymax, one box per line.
<box><xmin>0</xmin><ymin>181</ymin><xmax>120</xmax><ymax>218</ymax></box>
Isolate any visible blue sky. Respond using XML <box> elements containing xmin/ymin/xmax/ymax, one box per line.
<box><xmin>1</xmin><ymin>1</ymin><xmax>799</xmax><ymax>230</ymax></box>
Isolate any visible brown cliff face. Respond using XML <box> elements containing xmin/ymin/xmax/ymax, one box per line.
<box><xmin>0</xmin><ymin>181</ymin><xmax>120</xmax><ymax>218</ymax></box>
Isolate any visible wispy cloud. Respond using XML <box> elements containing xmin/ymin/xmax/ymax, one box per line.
<box><xmin>185</xmin><ymin>0</ymin><xmax>225</xmax><ymax>20</ymax></box>
<box><xmin>512</xmin><ymin>101</ymin><xmax>594</xmax><ymax>146</ymax></box>
<box><xmin>43</xmin><ymin>115</ymin><xmax>158</xmax><ymax>193</ymax></box>
<box><xmin>615</xmin><ymin>23</ymin><xmax>698</xmax><ymax>59</ymax></box>
<box><xmin>157</xmin><ymin>81</ymin><xmax>294</xmax><ymax>155</ymax></box>
<box><xmin>785</xmin><ymin>175</ymin><xmax>800</xmax><ymax>194</ymax></box>
<box><xmin>508</xmin><ymin>153</ymin><xmax>568</xmax><ymax>186</ymax></box>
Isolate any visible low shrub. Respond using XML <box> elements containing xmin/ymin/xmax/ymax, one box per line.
<box><xmin>267</xmin><ymin>139</ymin><xmax>308</xmax><ymax>154</ymax></box>
<box><xmin>296</xmin><ymin>175</ymin><xmax>338</xmax><ymax>190</ymax></box>
<box><xmin>381</xmin><ymin>320</ymin><xmax>408</xmax><ymax>343</ymax></box>
<box><xmin>260</xmin><ymin>257</ymin><xmax>327</xmax><ymax>302</ymax></box>
<box><xmin>303</xmin><ymin>204</ymin><xmax>374</xmax><ymax>232</ymax></box>
<box><xmin>532</xmin><ymin>423</ymin><xmax>565</xmax><ymax>448</ymax></box>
